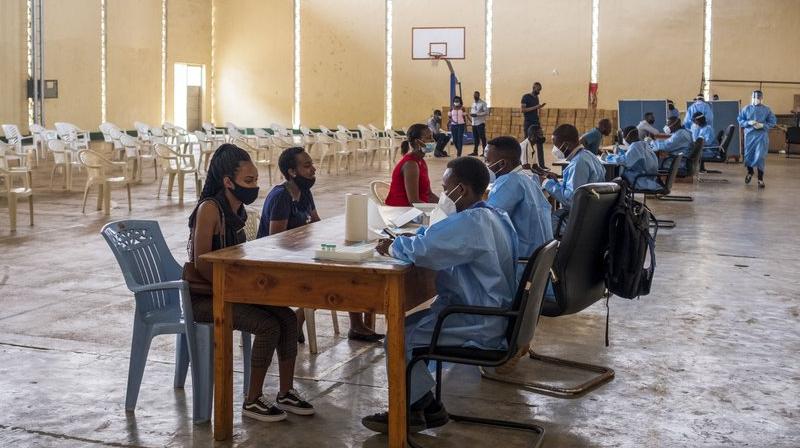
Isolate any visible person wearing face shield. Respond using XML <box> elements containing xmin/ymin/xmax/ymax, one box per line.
<box><xmin>447</xmin><ymin>96</ymin><xmax>471</xmax><ymax>157</ymax></box>
<box><xmin>541</xmin><ymin>124</ymin><xmax>605</xmax><ymax>230</ymax></box>
<box><xmin>737</xmin><ymin>90</ymin><xmax>777</xmax><ymax>188</ymax></box>
<box><xmin>580</xmin><ymin>118</ymin><xmax>613</xmax><ymax>155</ymax></box>
<box><xmin>385</xmin><ymin>123</ymin><xmax>440</xmax><ymax>207</ymax></box>
<box><xmin>364</xmin><ymin>157</ymin><xmax>519</xmax><ymax>434</ymax></box>
<box><xmin>690</xmin><ymin>111</ymin><xmax>718</xmax><ymax>172</ymax></box>
<box><xmin>485</xmin><ymin>136</ymin><xmax>553</xmax><ymax>282</ymax></box>
<box><xmin>258</xmin><ymin>147</ymin><xmax>384</xmax><ymax>343</ymax></box>
<box><xmin>667</xmin><ymin>99</ymin><xmax>680</xmax><ymax>120</ymax></box>
<box><xmin>605</xmin><ymin>126</ymin><xmax>661</xmax><ymax>191</ymax></box>
<box><xmin>684</xmin><ymin>94</ymin><xmax>714</xmax><ymax>130</ymax></box>
<box><xmin>187</xmin><ymin>144</ymin><xmax>315</xmax><ymax>422</ymax></box>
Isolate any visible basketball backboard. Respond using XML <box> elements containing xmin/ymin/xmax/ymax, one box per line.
<box><xmin>412</xmin><ymin>27</ymin><xmax>465</xmax><ymax>59</ymax></box>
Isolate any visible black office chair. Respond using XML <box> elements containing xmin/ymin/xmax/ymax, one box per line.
<box><xmin>631</xmin><ymin>154</ymin><xmax>683</xmax><ymax>228</ymax></box>
<box><xmin>786</xmin><ymin>127</ymin><xmax>800</xmax><ymax>158</ymax></box>
<box><xmin>482</xmin><ymin>183</ymin><xmax>620</xmax><ymax>398</ymax></box>
<box><xmin>657</xmin><ymin>138</ymin><xmax>702</xmax><ymax>202</ymax></box>
<box><xmin>699</xmin><ymin>125</ymin><xmax>735</xmax><ymax>181</ymax></box>
<box><xmin>406</xmin><ymin>240</ymin><xmax>559</xmax><ymax>448</ymax></box>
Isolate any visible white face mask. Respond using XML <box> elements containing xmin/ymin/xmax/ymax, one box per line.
<box><xmin>430</xmin><ymin>185</ymin><xmax>463</xmax><ymax>225</ymax></box>
<box><xmin>752</xmin><ymin>98</ymin><xmax>763</xmax><ymax>106</ymax></box>
<box><xmin>551</xmin><ymin>144</ymin><xmax>566</xmax><ymax>161</ymax></box>
<box><xmin>485</xmin><ymin>160</ymin><xmax>504</xmax><ymax>184</ymax></box>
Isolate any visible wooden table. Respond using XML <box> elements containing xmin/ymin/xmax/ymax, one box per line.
<box><xmin>201</xmin><ymin>209</ymin><xmax>436</xmax><ymax>447</ymax></box>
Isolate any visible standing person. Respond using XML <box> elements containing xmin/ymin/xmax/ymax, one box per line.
<box><xmin>470</xmin><ymin>91</ymin><xmax>489</xmax><ymax>156</ymax></box>
<box><xmin>521</xmin><ymin>82</ymin><xmax>547</xmax><ymax>168</ymax></box>
<box><xmin>737</xmin><ymin>90</ymin><xmax>777</xmax><ymax>188</ymax></box>
<box><xmin>684</xmin><ymin>94</ymin><xmax>714</xmax><ymax>130</ymax></box>
<box><xmin>362</xmin><ymin>157</ymin><xmax>518</xmax><ymax>434</ymax></box>
<box><xmin>427</xmin><ymin>110</ymin><xmax>450</xmax><ymax>157</ymax></box>
<box><xmin>447</xmin><ymin>96</ymin><xmax>470</xmax><ymax>157</ymax></box>
<box><xmin>258</xmin><ymin>147</ymin><xmax>384</xmax><ymax>342</ymax></box>
<box><xmin>667</xmin><ymin>99</ymin><xmax>680</xmax><ymax>120</ymax></box>
<box><xmin>385</xmin><ymin>123</ymin><xmax>439</xmax><ymax>206</ymax></box>
<box><xmin>580</xmin><ymin>118</ymin><xmax>613</xmax><ymax>155</ymax></box>
<box><xmin>187</xmin><ymin>144</ymin><xmax>314</xmax><ymax>422</ymax></box>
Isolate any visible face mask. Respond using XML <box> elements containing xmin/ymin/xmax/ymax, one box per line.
<box><xmin>423</xmin><ymin>142</ymin><xmax>435</xmax><ymax>153</ymax></box>
<box><xmin>646</xmin><ymin>119</ymin><xmax>655</xmax><ymax>125</ymax></box>
<box><xmin>551</xmin><ymin>144</ymin><xmax>566</xmax><ymax>160</ymax></box>
<box><xmin>486</xmin><ymin>160</ymin><xmax>504</xmax><ymax>183</ymax></box>
<box><xmin>230</xmin><ymin>181</ymin><xmax>259</xmax><ymax>205</ymax></box>
<box><xmin>430</xmin><ymin>185</ymin><xmax>463</xmax><ymax>225</ymax></box>
<box><xmin>453</xmin><ymin>102</ymin><xmax>461</xmax><ymax>107</ymax></box>
<box><xmin>668</xmin><ymin>104</ymin><xmax>675</xmax><ymax>110</ymax></box>
<box><xmin>752</xmin><ymin>98</ymin><xmax>762</xmax><ymax>106</ymax></box>
<box><xmin>293</xmin><ymin>174</ymin><xmax>315</xmax><ymax>190</ymax></box>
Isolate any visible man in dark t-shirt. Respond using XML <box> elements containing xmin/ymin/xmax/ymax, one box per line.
<box><xmin>521</xmin><ymin>82</ymin><xmax>547</xmax><ymax>167</ymax></box>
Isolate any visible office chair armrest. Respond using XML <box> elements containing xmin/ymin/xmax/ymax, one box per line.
<box><xmin>131</xmin><ymin>280</ymin><xmax>189</xmax><ymax>294</ymax></box>
<box><xmin>428</xmin><ymin>305</ymin><xmax>517</xmax><ymax>352</ymax></box>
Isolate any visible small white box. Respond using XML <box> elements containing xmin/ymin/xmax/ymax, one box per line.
<box><xmin>314</xmin><ymin>244</ymin><xmax>375</xmax><ymax>262</ymax></box>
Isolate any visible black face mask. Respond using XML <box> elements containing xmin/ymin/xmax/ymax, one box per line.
<box><xmin>668</xmin><ymin>104</ymin><xmax>675</xmax><ymax>110</ymax></box>
<box><xmin>293</xmin><ymin>174</ymin><xmax>315</xmax><ymax>190</ymax></box>
<box><xmin>647</xmin><ymin>119</ymin><xmax>655</xmax><ymax>125</ymax></box>
<box><xmin>230</xmin><ymin>181</ymin><xmax>259</xmax><ymax>205</ymax></box>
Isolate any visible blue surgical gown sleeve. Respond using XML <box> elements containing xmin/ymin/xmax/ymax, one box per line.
<box><xmin>543</xmin><ymin>160</ymin><xmax>592</xmax><ymax>206</ymax></box>
<box><xmin>737</xmin><ymin>107</ymin><xmax>753</xmax><ymax>128</ymax></box>
<box><xmin>765</xmin><ymin>109</ymin><xmax>777</xmax><ymax>129</ymax></box>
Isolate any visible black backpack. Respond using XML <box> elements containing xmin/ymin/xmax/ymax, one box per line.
<box><xmin>604</xmin><ymin>179</ymin><xmax>657</xmax><ymax>299</ymax></box>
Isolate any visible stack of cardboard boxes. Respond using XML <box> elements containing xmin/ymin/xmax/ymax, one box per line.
<box><xmin>443</xmin><ymin>106</ymin><xmax>619</xmax><ymax>146</ymax></box>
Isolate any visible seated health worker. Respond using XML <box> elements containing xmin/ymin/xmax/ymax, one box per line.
<box><xmin>362</xmin><ymin>157</ymin><xmax>519</xmax><ymax>434</ymax></box>
<box><xmin>187</xmin><ymin>144</ymin><xmax>314</xmax><ymax>422</ymax></box>
<box><xmin>257</xmin><ymin>147</ymin><xmax>383</xmax><ymax>343</ymax></box>
<box><xmin>580</xmin><ymin>118</ymin><xmax>612</xmax><ymax>155</ymax></box>
<box><xmin>605</xmin><ymin>126</ymin><xmax>661</xmax><ymax>191</ymax></box>
<box><xmin>651</xmin><ymin>116</ymin><xmax>693</xmax><ymax>173</ymax></box>
<box><xmin>384</xmin><ymin>123</ymin><xmax>439</xmax><ymax>207</ymax></box>
<box><xmin>485</xmin><ymin>135</ymin><xmax>553</xmax><ymax>278</ymax></box>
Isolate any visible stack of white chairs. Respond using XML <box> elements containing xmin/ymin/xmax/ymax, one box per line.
<box><xmin>47</xmin><ymin>139</ymin><xmax>82</xmax><ymax>190</ymax></box>
<box><xmin>356</xmin><ymin>124</ymin><xmax>380</xmax><ymax>168</ymax></box>
<box><xmin>202</xmin><ymin>122</ymin><xmax>228</xmax><ymax>145</ymax></box>
<box><xmin>99</xmin><ymin>122</ymin><xmax>124</xmax><ymax>160</ymax></box>
<box><xmin>28</xmin><ymin>124</ymin><xmax>48</xmax><ymax>162</ymax></box>
<box><xmin>2</xmin><ymin>124</ymin><xmax>38</xmax><ymax>167</ymax></box>
<box><xmin>54</xmin><ymin>122</ymin><xmax>91</xmax><ymax>153</ymax></box>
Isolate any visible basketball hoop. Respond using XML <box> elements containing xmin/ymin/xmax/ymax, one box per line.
<box><xmin>429</xmin><ymin>51</ymin><xmax>444</xmax><ymax>67</ymax></box>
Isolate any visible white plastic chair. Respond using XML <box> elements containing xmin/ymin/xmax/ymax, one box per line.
<box><xmin>78</xmin><ymin>149</ymin><xmax>132</xmax><ymax>216</ymax></box>
<box><xmin>2</xmin><ymin>124</ymin><xmax>37</xmax><ymax>167</ymax></box>
<box><xmin>330</xmin><ymin>131</ymin><xmax>355</xmax><ymax>175</ymax></box>
<box><xmin>369</xmin><ymin>180</ymin><xmax>391</xmax><ymax>205</ymax></box>
<box><xmin>100</xmin><ymin>122</ymin><xmax>124</xmax><ymax>159</ymax></box>
<box><xmin>47</xmin><ymin>139</ymin><xmax>81</xmax><ymax>190</ymax></box>
<box><xmin>193</xmin><ymin>130</ymin><xmax>218</xmax><ymax>171</ymax></box>
<box><xmin>231</xmin><ymin>136</ymin><xmax>274</xmax><ymax>185</ymax></box>
<box><xmin>29</xmin><ymin>124</ymin><xmax>48</xmax><ymax>162</ymax></box>
<box><xmin>202</xmin><ymin>122</ymin><xmax>228</xmax><ymax>144</ymax></box>
<box><xmin>54</xmin><ymin>122</ymin><xmax>90</xmax><ymax>152</ymax></box>
<box><xmin>0</xmin><ymin>144</ymin><xmax>34</xmax><ymax>232</ymax></box>
<box><xmin>154</xmin><ymin>143</ymin><xmax>202</xmax><ymax>204</ymax></box>
<box><xmin>386</xmin><ymin>129</ymin><xmax>404</xmax><ymax>164</ymax></box>
<box><xmin>356</xmin><ymin>125</ymin><xmax>379</xmax><ymax>168</ymax></box>
<box><xmin>134</xmin><ymin>122</ymin><xmax>152</xmax><ymax>144</ymax></box>
<box><xmin>119</xmin><ymin>132</ymin><xmax>158</xmax><ymax>182</ymax></box>
<box><xmin>269</xmin><ymin>123</ymin><xmax>290</xmax><ymax>137</ymax></box>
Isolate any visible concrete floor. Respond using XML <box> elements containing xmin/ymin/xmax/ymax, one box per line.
<box><xmin>0</xmin><ymin>146</ymin><xmax>798</xmax><ymax>447</ymax></box>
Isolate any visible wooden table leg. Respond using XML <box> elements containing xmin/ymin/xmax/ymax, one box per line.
<box><xmin>213</xmin><ymin>263</ymin><xmax>234</xmax><ymax>441</ymax></box>
<box><xmin>386</xmin><ymin>275</ymin><xmax>407</xmax><ymax>448</ymax></box>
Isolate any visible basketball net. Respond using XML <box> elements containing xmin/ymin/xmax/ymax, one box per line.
<box><xmin>429</xmin><ymin>51</ymin><xmax>444</xmax><ymax>68</ymax></box>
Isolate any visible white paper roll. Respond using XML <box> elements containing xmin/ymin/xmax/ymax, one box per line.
<box><xmin>345</xmin><ymin>193</ymin><xmax>369</xmax><ymax>242</ymax></box>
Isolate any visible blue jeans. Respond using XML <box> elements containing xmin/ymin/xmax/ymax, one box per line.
<box><xmin>450</xmin><ymin>124</ymin><xmax>465</xmax><ymax>156</ymax></box>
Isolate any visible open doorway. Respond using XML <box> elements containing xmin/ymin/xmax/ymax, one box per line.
<box><xmin>173</xmin><ymin>63</ymin><xmax>204</xmax><ymax>131</ymax></box>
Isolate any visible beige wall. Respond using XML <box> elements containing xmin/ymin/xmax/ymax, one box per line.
<box><xmin>0</xmin><ymin>0</ymin><xmax>28</xmax><ymax>133</ymax></box>
<box><xmin>597</xmin><ymin>0</ymin><xmax>704</xmax><ymax>110</ymax></box>
<box><xmin>392</xmin><ymin>0</ymin><xmax>486</xmax><ymax>129</ymax></box>
<box><xmin>43</xmin><ymin>0</ymin><xmax>102</xmax><ymax>131</ymax></box>
<box><xmin>214</xmin><ymin>0</ymin><xmax>294</xmax><ymax>128</ymax></box>
<box><xmin>107</xmin><ymin>0</ymin><xmax>162</xmax><ymax>128</ymax></box>
<box><xmin>300</xmin><ymin>0</ymin><xmax>385</xmax><ymax>129</ymax></box>
<box><xmin>167</xmin><ymin>0</ymin><xmax>212</xmax><ymax>128</ymax></box>
<box><xmin>492</xmin><ymin>0</ymin><xmax>592</xmax><ymax>109</ymax></box>
<box><xmin>711</xmin><ymin>0</ymin><xmax>800</xmax><ymax>114</ymax></box>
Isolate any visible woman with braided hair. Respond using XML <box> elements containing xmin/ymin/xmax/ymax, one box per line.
<box><xmin>384</xmin><ymin>123</ymin><xmax>439</xmax><ymax>207</ymax></box>
<box><xmin>187</xmin><ymin>143</ymin><xmax>314</xmax><ymax>422</ymax></box>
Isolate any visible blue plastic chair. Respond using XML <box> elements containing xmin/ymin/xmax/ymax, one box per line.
<box><xmin>101</xmin><ymin>219</ymin><xmax>251</xmax><ymax>423</ymax></box>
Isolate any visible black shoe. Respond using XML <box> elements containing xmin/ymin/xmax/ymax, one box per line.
<box><xmin>362</xmin><ymin>410</ymin><xmax>426</xmax><ymax>434</ymax></box>
<box><xmin>468</xmin><ymin>152</ymin><xmax>479</xmax><ymax>156</ymax></box>
<box><xmin>347</xmin><ymin>329</ymin><xmax>385</xmax><ymax>342</ymax></box>
<box><xmin>758</xmin><ymin>180</ymin><xmax>765</xmax><ymax>188</ymax></box>
<box><xmin>745</xmin><ymin>173</ymin><xmax>753</xmax><ymax>184</ymax></box>
<box><xmin>276</xmin><ymin>388</ymin><xmax>315</xmax><ymax>416</ymax></box>
<box><xmin>243</xmin><ymin>395</ymin><xmax>287</xmax><ymax>422</ymax></box>
<box><xmin>423</xmin><ymin>400</ymin><xmax>449</xmax><ymax>429</ymax></box>
<box><xmin>433</xmin><ymin>152</ymin><xmax>447</xmax><ymax>158</ymax></box>
<box><xmin>297</xmin><ymin>328</ymin><xmax>305</xmax><ymax>344</ymax></box>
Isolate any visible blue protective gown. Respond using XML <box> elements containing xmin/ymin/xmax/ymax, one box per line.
<box><xmin>581</xmin><ymin>127</ymin><xmax>603</xmax><ymax>155</ymax></box>
<box><xmin>605</xmin><ymin>141</ymin><xmax>661</xmax><ymax>191</ymax></box>
<box><xmin>668</xmin><ymin>107</ymin><xmax>680</xmax><ymax>120</ymax></box>
<box><xmin>737</xmin><ymin>104</ymin><xmax>777</xmax><ymax>171</ymax></box>
<box><xmin>488</xmin><ymin>166</ymin><xmax>553</xmax><ymax>279</ymax></box>
<box><xmin>389</xmin><ymin>201</ymin><xmax>519</xmax><ymax>404</ymax></box>
<box><xmin>692</xmin><ymin>125</ymin><xmax>718</xmax><ymax>159</ymax></box>
<box><xmin>543</xmin><ymin>147</ymin><xmax>605</xmax><ymax>208</ymax></box>
<box><xmin>684</xmin><ymin>100</ymin><xmax>714</xmax><ymax>130</ymax></box>
<box><xmin>652</xmin><ymin>128</ymin><xmax>693</xmax><ymax>172</ymax></box>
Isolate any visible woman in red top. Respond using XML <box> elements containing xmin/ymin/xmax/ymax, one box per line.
<box><xmin>385</xmin><ymin>123</ymin><xmax>440</xmax><ymax>206</ymax></box>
